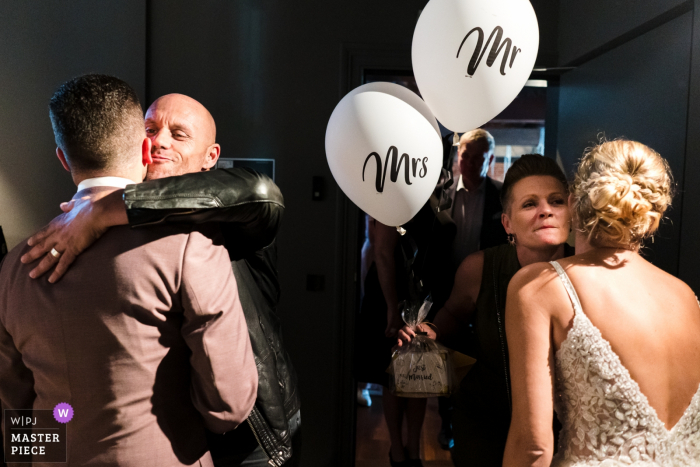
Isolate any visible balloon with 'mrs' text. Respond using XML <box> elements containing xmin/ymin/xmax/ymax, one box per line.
<box><xmin>412</xmin><ymin>0</ymin><xmax>539</xmax><ymax>132</ymax></box>
<box><xmin>325</xmin><ymin>82</ymin><xmax>443</xmax><ymax>227</ymax></box>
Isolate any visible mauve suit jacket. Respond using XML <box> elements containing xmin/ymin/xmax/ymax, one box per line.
<box><xmin>0</xmin><ymin>187</ymin><xmax>258</xmax><ymax>467</ymax></box>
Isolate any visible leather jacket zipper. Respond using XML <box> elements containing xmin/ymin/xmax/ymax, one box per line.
<box><xmin>246</xmin><ymin>418</ymin><xmax>277</xmax><ymax>467</ymax></box>
<box><xmin>246</xmin><ymin>407</ymin><xmax>288</xmax><ymax>467</ymax></box>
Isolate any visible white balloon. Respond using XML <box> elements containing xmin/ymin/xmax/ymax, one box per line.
<box><xmin>412</xmin><ymin>0</ymin><xmax>539</xmax><ymax>132</ymax></box>
<box><xmin>325</xmin><ymin>82</ymin><xmax>443</xmax><ymax>227</ymax></box>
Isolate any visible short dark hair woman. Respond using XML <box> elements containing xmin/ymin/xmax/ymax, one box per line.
<box><xmin>398</xmin><ymin>154</ymin><xmax>573</xmax><ymax>466</ymax></box>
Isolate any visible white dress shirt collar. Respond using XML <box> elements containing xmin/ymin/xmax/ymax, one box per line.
<box><xmin>455</xmin><ymin>175</ymin><xmax>486</xmax><ymax>193</ymax></box>
<box><xmin>76</xmin><ymin>176</ymin><xmax>136</xmax><ymax>193</ymax></box>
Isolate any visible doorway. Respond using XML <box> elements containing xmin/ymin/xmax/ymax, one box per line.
<box><xmin>354</xmin><ymin>69</ymin><xmax>454</xmax><ymax>467</ymax></box>
<box><xmin>352</xmin><ymin>68</ymin><xmax>552</xmax><ymax>467</ymax></box>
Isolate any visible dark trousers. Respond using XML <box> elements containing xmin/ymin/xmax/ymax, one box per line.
<box><xmin>208</xmin><ymin>412</ymin><xmax>302</xmax><ymax>467</ymax></box>
<box><xmin>438</xmin><ymin>396</ymin><xmax>452</xmax><ymax>430</ymax></box>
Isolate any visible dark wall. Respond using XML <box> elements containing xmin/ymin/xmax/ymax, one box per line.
<box><xmin>679</xmin><ymin>0</ymin><xmax>700</xmax><ymax>288</ymax></box>
<box><xmin>557</xmin><ymin>12</ymin><xmax>691</xmax><ymax>274</ymax></box>
<box><xmin>559</xmin><ymin>0</ymin><xmax>689</xmax><ymax>65</ymax></box>
<box><xmin>530</xmin><ymin>0</ymin><xmax>559</xmax><ymax>66</ymax></box>
<box><xmin>0</xmin><ymin>2</ymin><xmax>146</xmax><ymax>248</ymax></box>
<box><xmin>557</xmin><ymin>1</ymin><xmax>700</xmax><ymax>282</ymax></box>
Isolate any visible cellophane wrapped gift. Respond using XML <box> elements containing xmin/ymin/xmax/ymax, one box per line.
<box><xmin>389</xmin><ymin>297</ymin><xmax>457</xmax><ymax>398</ymax></box>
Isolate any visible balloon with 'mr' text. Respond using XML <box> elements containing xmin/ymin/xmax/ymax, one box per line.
<box><xmin>412</xmin><ymin>0</ymin><xmax>539</xmax><ymax>132</ymax></box>
<box><xmin>325</xmin><ymin>82</ymin><xmax>443</xmax><ymax>227</ymax></box>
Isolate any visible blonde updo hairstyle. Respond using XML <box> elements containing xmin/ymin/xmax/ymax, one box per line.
<box><xmin>572</xmin><ymin>139</ymin><xmax>673</xmax><ymax>249</ymax></box>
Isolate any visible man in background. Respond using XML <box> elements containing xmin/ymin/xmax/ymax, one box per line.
<box><xmin>0</xmin><ymin>74</ymin><xmax>257</xmax><ymax>465</ymax></box>
<box><xmin>436</xmin><ymin>128</ymin><xmax>507</xmax><ymax>450</ymax></box>
<box><xmin>447</xmin><ymin>129</ymin><xmax>507</xmax><ymax>270</ymax></box>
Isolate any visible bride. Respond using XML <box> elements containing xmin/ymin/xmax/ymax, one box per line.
<box><xmin>502</xmin><ymin>140</ymin><xmax>700</xmax><ymax>466</ymax></box>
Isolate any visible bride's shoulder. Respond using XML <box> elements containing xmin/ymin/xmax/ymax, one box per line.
<box><xmin>509</xmin><ymin>261</ymin><xmax>560</xmax><ymax>291</ymax></box>
<box><xmin>656</xmin><ymin>268</ymin><xmax>699</xmax><ymax>307</ymax></box>
<box><xmin>630</xmin><ymin>255</ymin><xmax>698</xmax><ymax>306</ymax></box>
<box><xmin>507</xmin><ymin>262</ymin><xmax>568</xmax><ymax>313</ymax></box>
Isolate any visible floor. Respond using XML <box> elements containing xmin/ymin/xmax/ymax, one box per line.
<box><xmin>355</xmin><ymin>385</ymin><xmax>453</xmax><ymax>467</ymax></box>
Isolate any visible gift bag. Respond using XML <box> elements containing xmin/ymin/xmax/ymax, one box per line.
<box><xmin>389</xmin><ymin>297</ymin><xmax>458</xmax><ymax>398</ymax></box>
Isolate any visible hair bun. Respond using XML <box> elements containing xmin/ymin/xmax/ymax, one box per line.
<box><xmin>573</xmin><ymin>140</ymin><xmax>673</xmax><ymax>247</ymax></box>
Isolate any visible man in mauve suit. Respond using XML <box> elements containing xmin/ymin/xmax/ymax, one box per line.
<box><xmin>0</xmin><ymin>74</ymin><xmax>258</xmax><ymax>466</ymax></box>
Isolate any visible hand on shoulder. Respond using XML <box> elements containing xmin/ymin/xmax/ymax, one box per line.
<box><xmin>20</xmin><ymin>189</ymin><xmax>126</xmax><ymax>282</ymax></box>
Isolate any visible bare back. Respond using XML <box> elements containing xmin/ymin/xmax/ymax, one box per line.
<box><xmin>551</xmin><ymin>252</ymin><xmax>700</xmax><ymax>430</ymax></box>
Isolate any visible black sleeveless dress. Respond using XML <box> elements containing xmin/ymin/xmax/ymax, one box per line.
<box><xmin>451</xmin><ymin>243</ymin><xmax>571</xmax><ymax>466</ymax></box>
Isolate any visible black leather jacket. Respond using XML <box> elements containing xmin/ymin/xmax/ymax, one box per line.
<box><xmin>123</xmin><ymin>168</ymin><xmax>300</xmax><ymax>467</ymax></box>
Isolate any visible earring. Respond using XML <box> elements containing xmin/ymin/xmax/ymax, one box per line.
<box><xmin>507</xmin><ymin>234</ymin><xmax>516</xmax><ymax>246</ymax></box>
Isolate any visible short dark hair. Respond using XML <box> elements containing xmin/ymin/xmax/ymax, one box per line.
<box><xmin>500</xmin><ymin>154</ymin><xmax>568</xmax><ymax>212</ymax></box>
<box><xmin>49</xmin><ymin>74</ymin><xmax>144</xmax><ymax>173</ymax></box>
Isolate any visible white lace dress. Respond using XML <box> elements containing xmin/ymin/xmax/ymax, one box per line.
<box><xmin>549</xmin><ymin>261</ymin><xmax>700</xmax><ymax>466</ymax></box>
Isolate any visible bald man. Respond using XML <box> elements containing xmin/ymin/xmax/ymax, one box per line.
<box><xmin>22</xmin><ymin>94</ymin><xmax>301</xmax><ymax>467</ymax></box>
<box><xmin>145</xmin><ymin>94</ymin><xmax>220</xmax><ymax>181</ymax></box>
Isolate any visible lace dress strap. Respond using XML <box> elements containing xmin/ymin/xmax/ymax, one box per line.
<box><xmin>549</xmin><ymin>261</ymin><xmax>584</xmax><ymax>316</ymax></box>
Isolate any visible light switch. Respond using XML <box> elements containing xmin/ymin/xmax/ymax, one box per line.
<box><xmin>312</xmin><ymin>176</ymin><xmax>325</xmax><ymax>201</ymax></box>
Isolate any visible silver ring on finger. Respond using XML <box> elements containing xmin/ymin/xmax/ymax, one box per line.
<box><xmin>49</xmin><ymin>248</ymin><xmax>62</xmax><ymax>259</ymax></box>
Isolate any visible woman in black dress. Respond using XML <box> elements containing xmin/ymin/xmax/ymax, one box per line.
<box><xmin>398</xmin><ymin>154</ymin><xmax>573</xmax><ymax>466</ymax></box>
<box><xmin>356</xmin><ymin>201</ymin><xmax>454</xmax><ymax>467</ymax></box>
